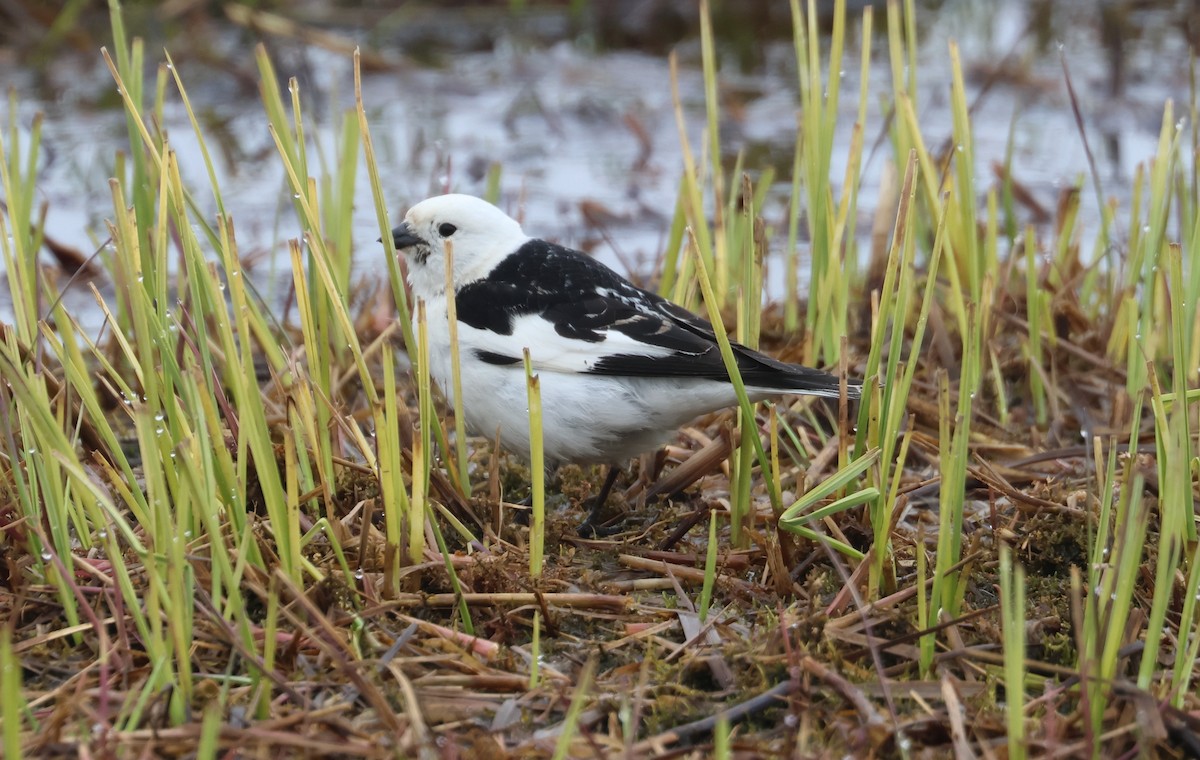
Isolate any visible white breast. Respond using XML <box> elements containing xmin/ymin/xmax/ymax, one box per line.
<box><xmin>418</xmin><ymin>300</ymin><xmax>744</xmax><ymax>465</ymax></box>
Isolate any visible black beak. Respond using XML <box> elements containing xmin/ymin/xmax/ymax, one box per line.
<box><xmin>390</xmin><ymin>222</ymin><xmax>423</xmax><ymax>250</ymax></box>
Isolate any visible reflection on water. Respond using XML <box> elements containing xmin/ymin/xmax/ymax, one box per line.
<box><xmin>0</xmin><ymin>0</ymin><xmax>1194</xmax><ymax>329</ymax></box>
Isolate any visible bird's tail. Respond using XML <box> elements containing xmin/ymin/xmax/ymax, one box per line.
<box><xmin>745</xmin><ymin>365</ymin><xmax>862</xmax><ymax>400</ymax></box>
<box><xmin>732</xmin><ymin>342</ymin><xmax>863</xmax><ymax>400</ymax></box>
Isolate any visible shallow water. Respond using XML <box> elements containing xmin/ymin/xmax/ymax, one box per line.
<box><xmin>0</xmin><ymin>0</ymin><xmax>1194</xmax><ymax>330</ymax></box>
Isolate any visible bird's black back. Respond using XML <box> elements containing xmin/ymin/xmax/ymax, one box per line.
<box><xmin>455</xmin><ymin>239</ymin><xmax>854</xmax><ymax>397</ymax></box>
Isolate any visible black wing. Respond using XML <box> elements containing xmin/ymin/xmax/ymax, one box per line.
<box><xmin>455</xmin><ymin>239</ymin><xmax>853</xmax><ymax>397</ymax></box>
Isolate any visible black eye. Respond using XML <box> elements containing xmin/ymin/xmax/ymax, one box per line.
<box><xmin>438</xmin><ymin>223</ymin><xmax>457</xmax><ymax>237</ymax></box>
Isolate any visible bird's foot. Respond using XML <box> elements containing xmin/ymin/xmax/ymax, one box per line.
<box><xmin>576</xmin><ymin>501</ymin><xmax>625</xmax><ymax>537</ymax></box>
<box><xmin>511</xmin><ymin>494</ymin><xmax>533</xmax><ymax>526</ymax></box>
<box><xmin>510</xmin><ymin>492</ymin><xmax>567</xmax><ymax>527</ymax></box>
<box><xmin>576</xmin><ymin>466</ymin><xmax>625</xmax><ymax>537</ymax></box>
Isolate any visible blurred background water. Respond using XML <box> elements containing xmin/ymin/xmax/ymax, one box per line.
<box><xmin>0</xmin><ymin>0</ymin><xmax>1195</xmax><ymax>323</ymax></box>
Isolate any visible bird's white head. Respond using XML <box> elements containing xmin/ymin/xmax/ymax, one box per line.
<box><xmin>390</xmin><ymin>194</ymin><xmax>530</xmax><ymax>298</ymax></box>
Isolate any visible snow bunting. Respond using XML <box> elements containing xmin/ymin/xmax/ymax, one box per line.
<box><xmin>390</xmin><ymin>194</ymin><xmax>860</xmax><ymax>531</ymax></box>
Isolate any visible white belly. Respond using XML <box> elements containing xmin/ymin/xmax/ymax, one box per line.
<box><xmin>420</xmin><ymin>298</ymin><xmax>744</xmax><ymax>465</ymax></box>
<box><xmin>453</xmin><ymin>362</ymin><xmax>741</xmax><ymax>465</ymax></box>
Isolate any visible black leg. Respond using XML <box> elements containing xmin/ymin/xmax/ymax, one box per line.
<box><xmin>511</xmin><ymin>492</ymin><xmax>533</xmax><ymax>526</ymax></box>
<box><xmin>511</xmin><ymin>470</ymin><xmax>560</xmax><ymax>527</ymax></box>
<box><xmin>578</xmin><ymin>466</ymin><xmax>623</xmax><ymax>537</ymax></box>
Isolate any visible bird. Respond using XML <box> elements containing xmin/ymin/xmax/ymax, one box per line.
<box><xmin>389</xmin><ymin>193</ymin><xmax>860</xmax><ymax>534</ymax></box>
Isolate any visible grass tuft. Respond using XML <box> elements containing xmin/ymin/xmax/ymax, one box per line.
<box><xmin>0</xmin><ymin>0</ymin><xmax>1196</xmax><ymax>755</ymax></box>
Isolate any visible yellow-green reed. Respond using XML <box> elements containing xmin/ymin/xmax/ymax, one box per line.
<box><xmin>929</xmin><ymin>299</ymin><xmax>982</xmax><ymax>623</ymax></box>
<box><xmin>783</xmin><ymin>127</ymin><xmax>805</xmax><ymax>332</ymax></box>
<box><xmin>256</xmin><ymin>576</ymin><xmax>283</xmax><ymax>718</ymax></box>
<box><xmin>669</xmin><ymin>0</ymin><xmax>775</xmax><ymax>322</ymax></box>
<box><xmin>698</xmin><ymin>509</ymin><xmax>719</xmax><ymax>622</ymax></box>
<box><xmin>356</xmin><ymin>53</ymin><xmax>468</xmax><ymax>579</ymax></box>
<box><xmin>136</xmin><ymin>404</ymin><xmax>196</xmax><ymax>717</ymax></box>
<box><xmin>1136</xmin><ymin>519</ymin><xmax>1182</xmax><ymax>694</ymax></box>
<box><xmin>1077</xmin><ymin>402</ymin><xmax>1146</xmax><ymax>745</ymax></box>
<box><xmin>551</xmin><ymin>656</ymin><xmax>597</xmax><ymax>760</ymax></box>
<box><xmin>1087</xmin><ymin>467</ymin><xmax>1148</xmax><ymax>742</ymax></box>
<box><xmin>981</xmin><ymin>192</ymin><xmax>1011</xmax><ymax>428</ymax></box>
<box><xmin>46</xmin><ymin>432</ymin><xmax>181</xmax><ymax>727</ymax></box>
<box><xmin>0</xmin><ymin>344</ymin><xmax>83</xmax><ymax>626</ymax></box>
<box><xmin>770</xmin><ymin>414</ymin><xmax>864</xmax><ymax>558</ymax></box>
<box><xmin>287</xmin><ymin>237</ymin><xmax>331</xmax><ymax>510</ymax></box>
<box><xmin>1157</xmin><ymin>244</ymin><xmax>1196</xmax><ymax>545</ymax></box>
<box><xmin>698</xmin><ymin>0</ymin><xmax>726</xmax><ymax>297</ymax></box>
<box><xmin>895</xmin><ymin>95</ymin><xmax>939</xmax><ymax>224</ymax></box>
<box><xmin>790</xmin><ymin>0</ymin><xmax>860</xmax><ymax>365</ymax></box>
<box><xmin>1115</xmin><ymin>103</ymin><xmax>1179</xmax><ymax>394</ymax></box>
<box><xmin>882</xmin><ymin>1</ymin><xmax>916</xmax><ymax>205</ymax></box>
<box><xmin>1138</xmin><ymin>247</ymin><xmax>1198</xmax><ymax>698</ymax></box>
<box><xmin>107</xmin><ymin>48</ymin><xmax>292</xmax><ymax>692</ymax></box>
<box><xmin>778</xmin><ymin>447</ymin><xmax>878</xmax><ymax>558</ymax></box>
<box><xmin>1186</xmin><ymin>65</ymin><xmax>1200</xmax><ymax>376</ymax></box>
<box><xmin>731</xmin><ymin>421</ymin><xmax>754</xmax><ymax>545</ymax></box>
<box><xmin>1172</xmin><ymin>534</ymin><xmax>1200</xmax><ymax>708</ymax></box>
<box><xmin>1168</xmin><ymin>144</ymin><xmax>1200</xmax><ymax>704</ymax></box>
<box><xmin>443</xmin><ymin>240</ymin><xmax>472</xmax><ymax>494</ymax></box>
<box><xmin>899</xmin><ymin>42</ymin><xmax>986</xmax><ymax>653</ymax></box>
<box><xmin>7</xmin><ymin>72</ymin><xmax>234</xmax><ymax>715</ymax></box>
<box><xmin>171</xmin><ymin>366</ymin><xmax>250</xmax><ymax>606</ymax></box>
<box><xmin>377</xmin><ymin>343</ymin><xmax>413</xmax><ymax>593</ymax></box>
<box><xmin>0</xmin><ymin>1</ymin><xmax>472</xmax><ymax>745</ymax></box>
<box><xmin>524</xmin><ymin>348</ymin><xmax>546</xmax><ymax>576</ymax></box>
<box><xmin>656</xmin><ymin>176</ymin><xmax>691</xmax><ymax>303</ymax></box>
<box><xmin>768</xmin><ymin>409</ymin><xmax>783</xmax><ymax>515</ymax></box>
<box><xmin>262</xmin><ymin>53</ymin><xmax>356</xmax><ymax>507</ymax></box>
<box><xmin>1022</xmin><ymin>224</ymin><xmax>1049</xmax><ymax>424</ymax></box>
<box><xmin>948</xmin><ymin>43</ymin><xmax>985</xmax><ymax>305</ymax></box>
<box><xmin>915</xmin><ymin>525</ymin><xmax>930</xmax><ymax>669</ymax></box>
<box><xmin>686</xmin><ymin>228</ymin><xmax>779</xmax><ymax>545</ymax></box>
<box><xmin>0</xmin><ymin>111</ymin><xmax>81</xmax><ymax>622</ymax></box>
<box><xmin>164</xmin><ymin>52</ymin><xmax>265</xmax><ymax>480</ymax></box>
<box><xmin>729</xmin><ymin>178</ymin><xmax>773</xmax><ymax>540</ymax></box>
<box><xmin>412</xmin><ymin>302</ymin><xmax>433</xmax><ymax>564</ymax></box>
<box><xmin>714</xmin><ymin>713</ymin><xmax>731</xmax><ymax>760</ymax></box>
<box><xmin>105</xmin><ymin>169</ymin><xmax>212</xmax><ymax>722</ymax></box>
<box><xmin>817</xmin><ymin>7</ymin><xmax>872</xmax><ymax>365</ymax></box>
<box><xmin>354</xmin><ymin>49</ymin><xmax>426</xmax><ymax>577</ymax></box>
<box><xmin>852</xmin><ymin>148</ymin><xmax>944</xmax><ymax>594</ymax></box>
<box><xmin>529</xmin><ymin>609</ymin><xmax>541</xmax><ymax>688</ymax></box>
<box><xmin>0</xmin><ymin>102</ymin><xmax>41</xmax><ymax>345</ymax></box>
<box><xmin>427</xmin><ymin>499</ymin><xmax>475</xmax><ymax>635</ymax></box>
<box><xmin>1</xmin><ymin>625</ymin><xmax>22</xmax><ymax>759</ymax></box>
<box><xmin>325</xmin><ymin>111</ymin><xmax>360</xmax><ymax>289</ymax></box>
<box><xmin>669</xmin><ymin>85</ymin><xmax>770</xmax><ymax>381</ymax></box>
<box><xmin>107</xmin><ymin>0</ymin><xmax>153</xmax><ymax>260</ymax></box>
<box><xmin>197</xmin><ymin>706</ymin><xmax>221</xmax><ymax>760</ymax></box>
<box><xmin>667</xmin><ymin>53</ymin><xmax>714</xmax><ymax>310</ymax></box>
<box><xmin>1089</xmin><ymin>97</ymin><xmax>1200</xmax><ymax>717</ymax></box>
<box><xmin>485</xmin><ymin>162</ymin><xmax>503</xmax><ymax>203</ymax></box>
<box><xmin>999</xmin><ymin>544</ymin><xmax>1026</xmax><ymax>760</ymax></box>
<box><xmin>1084</xmin><ymin>432</ymin><xmax>1121</xmax><ymax>609</ymax></box>
<box><xmin>355</xmin><ymin>50</ymin><xmax>416</xmax><ymax>357</ymax></box>
<box><xmin>157</xmin><ymin>64</ymin><xmax>284</xmax><ymax>366</ymax></box>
